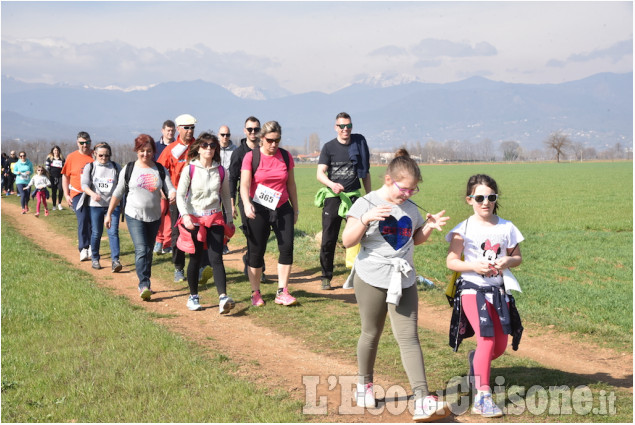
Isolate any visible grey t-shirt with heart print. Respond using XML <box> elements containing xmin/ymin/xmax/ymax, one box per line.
<box><xmin>347</xmin><ymin>190</ymin><xmax>425</xmax><ymax>290</ymax></box>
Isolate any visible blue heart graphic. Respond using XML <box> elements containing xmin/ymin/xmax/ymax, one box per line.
<box><xmin>379</xmin><ymin>215</ymin><xmax>413</xmax><ymax>250</ymax></box>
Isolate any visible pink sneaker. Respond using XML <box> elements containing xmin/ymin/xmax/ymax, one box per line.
<box><xmin>251</xmin><ymin>290</ymin><xmax>265</xmax><ymax>306</ymax></box>
<box><xmin>45</xmin><ymin>209</ymin><xmax>49</xmax><ymax>216</ymax></box>
<box><xmin>34</xmin><ymin>212</ymin><xmax>39</xmax><ymax>217</ymax></box>
<box><xmin>275</xmin><ymin>288</ymin><xmax>297</xmax><ymax>306</ymax></box>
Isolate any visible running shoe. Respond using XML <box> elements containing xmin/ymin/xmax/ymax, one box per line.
<box><xmin>186</xmin><ymin>294</ymin><xmax>202</xmax><ymax>311</ymax></box>
<box><xmin>356</xmin><ymin>382</ymin><xmax>376</xmax><ymax>408</ymax></box>
<box><xmin>413</xmin><ymin>395</ymin><xmax>452</xmax><ymax>422</ymax></box>
<box><xmin>472</xmin><ymin>392</ymin><xmax>503</xmax><ymax>418</ymax></box>
<box><xmin>153</xmin><ymin>242</ymin><xmax>162</xmax><ymax>254</ymax></box>
<box><xmin>219</xmin><ymin>295</ymin><xmax>235</xmax><ymax>314</ymax></box>
<box><xmin>112</xmin><ymin>259</ymin><xmax>123</xmax><ymax>273</ymax></box>
<box><xmin>140</xmin><ymin>287</ymin><xmax>152</xmax><ymax>301</ymax></box>
<box><xmin>274</xmin><ymin>288</ymin><xmax>297</xmax><ymax>306</ymax></box>
<box><xmin>174</xmin><ymin>269</ymin><xmax>185</xmax><ymax>282</ymax></box>
<box><xmin>251</xmin><ymin>290</ymin><xmax>265</xmax><ymax>307</ymax></box>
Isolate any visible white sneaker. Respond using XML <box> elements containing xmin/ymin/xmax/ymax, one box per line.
<box><xmin>79</xmin><ymin>248</ymin><xmax>89</xmax><ymax>262</ymax></box>
<box><xmin>356</xmin><ymin>382</ymin><xmax>376</xmax><ymax>408</ymax></box>
<box><xmin>187</xmin><ymin>295</ymin><xmax>202</xmax><ymax>311</ymax></box>
<box><xmin>57</xmin><ymin>204</ymin><xmax>63</xmax><ymax>210</ymax></box>
<box><xmin>413</xmin><ymin>395</ymin><xmax>451</xmax><ymax>422</ymax></box>
<box><xmin>87</xmin><ymin>246</ymin><xmax>92</xmax><ymax>258</ymax></box>
<box><xmin>219</xmin><ymin>295</ymin><xmax>235</xmax><ymax>315</ymax></box>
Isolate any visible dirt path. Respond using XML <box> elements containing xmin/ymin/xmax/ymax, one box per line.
<box><xmin>2</xmin><ymin>200</ymin><xmax>632</xmax><ymax>422</ymax></box>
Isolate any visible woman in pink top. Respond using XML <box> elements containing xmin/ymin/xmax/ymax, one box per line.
<box><xmin>240</xmin><ymin>121</ymin><xmax>299</xmax><ymax>307</ymax></box>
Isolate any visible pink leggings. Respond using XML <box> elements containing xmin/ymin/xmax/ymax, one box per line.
<box><xmin>35</xmin><ymin>191</ymin><xmax>48</xmax><ymax>214</ymax></box>
<box><xmin>462</xmin><ymin>294</ymin><xmax>508</xmax><ymax>391</ymax></box>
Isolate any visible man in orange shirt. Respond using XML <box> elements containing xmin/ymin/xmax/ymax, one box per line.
<box><xmin>157</xmin><ymin>114</ymin><xmax>197</xmax><ymax>282</ymax></box>
<box><xmin>62</xmin><ymin>131</ymin><xmax>94</xmax><ymax>262</ymax></box>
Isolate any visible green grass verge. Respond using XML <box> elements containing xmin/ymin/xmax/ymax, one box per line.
<box><xmin>1</xmin><ymin>216</ymin><xmax>303</xmax><ymax>423</ymax></box>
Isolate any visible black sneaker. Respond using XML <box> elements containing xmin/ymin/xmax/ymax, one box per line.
<box><xmin>92</xmin><ymin>259</ymin><xmax>101</xmax><ymax>270</ymax></box>
<box><xmin>112</xmin><ymin>259</ymin><xmax>123</xmax><ymax>273</ymax></box>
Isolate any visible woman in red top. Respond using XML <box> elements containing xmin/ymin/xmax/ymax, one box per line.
<box><xmin>240</xmin><ymin>121</ymin><xmax>299</xmax><ymax>307</ymax></box>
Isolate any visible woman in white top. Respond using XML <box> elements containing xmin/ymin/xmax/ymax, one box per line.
<box><xmin>81</xmin><ymin>142</ymin><xmax>122</xmax><ymax>272</ymax></box>
<box><xmin>176</xmin><ymin>132</ymin><xmax>235</xmax><ymax>314</ymax></box>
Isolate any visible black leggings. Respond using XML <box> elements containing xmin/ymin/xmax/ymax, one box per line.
<box><xmin>246</xmin><ymin>201</ymin><xmax>294</xmax><ymax>268</ymax></box>
<box><xmin>50</xmin><ymin>175</ymin><xmax>63</xmax><ymax>206</ymax></box>
<box><xmin>186</xmin><ymin>225</ymin><xmax>226</xmax><ymax>296</ymax></box>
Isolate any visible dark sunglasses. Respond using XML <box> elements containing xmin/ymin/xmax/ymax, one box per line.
<box><xmin>181</xmin><ymin>125</ymin><xmax>195</xmax><ymax>130</ymax></box>
<box><xmin>220</xmin><ymin>133</ymin><xmax>231</xmax><ymax>137</ymax></box>
<box><xmin>246</xmin><ymin>127</ymin><xmax>261</xmax><ymax>133</ymax></box>
<box><xmin>19</xmin><ymin>154</ymin><xmax>26</xmax><ymax>157</ymax></box>
<box><xmin>78</xmin><ymin>141</ymin><xmax>91</xmax><ymax>145</ymax></box>
<box><xmin>336</xmin><ymin>123</ymin><xmax>353</xmax><ymax>129</ymax></box>
<box><xmin>97</xmin><ymin>154</ymin><xmax>111</xmax><ymax>158</ymax></box>
<box><xmin>469</xmin><ymin>194</ymin><xmax>498</xmax><ymax>203</ymax></box>
<box><xmin>200</xmin><ymin>142</ymin><xmax>217</xmax><ymax>150</ymax></box>
<box><xmin>264</xmin><ymin>137</ymin><xmax>281</xmax><ymax>144</ymax></box>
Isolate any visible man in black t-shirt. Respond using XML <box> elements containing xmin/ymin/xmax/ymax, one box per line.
<box><xmin>316</xmin><ymin>112</ymin><xmax>371</xmax><ymax>290</ymax></box>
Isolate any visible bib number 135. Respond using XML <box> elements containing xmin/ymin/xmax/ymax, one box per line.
<box><xmin>253</xmin><ymin>184</ymin><xmax>281</xmax><ymax>210</ymax></box>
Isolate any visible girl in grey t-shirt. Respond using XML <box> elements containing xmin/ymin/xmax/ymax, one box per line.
<box><xmin>341</xmin><ymin>149</ymin><xmax>450</xmax><ymax>422</ymax></box>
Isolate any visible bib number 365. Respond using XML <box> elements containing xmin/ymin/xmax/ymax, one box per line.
<box><xmin>253</xmin><ymin>184</ymin><xmax>281</xmax><ymax>210</ymax></box>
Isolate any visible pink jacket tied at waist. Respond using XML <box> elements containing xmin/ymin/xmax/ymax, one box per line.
<box><xmin>175</xmin><ymin>213</ymin><xmax>235</xmax><ymax>254</ymax></box>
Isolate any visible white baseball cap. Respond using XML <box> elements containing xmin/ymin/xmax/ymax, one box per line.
<box><xmin>175</xmin><ymin>114</ymin><xmax>197</xmax><ymax>127</ymax></box>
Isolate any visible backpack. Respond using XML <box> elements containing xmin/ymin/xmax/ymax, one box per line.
<box><xmin>251</xmin><ymin>147</ymin><xmax>290</xmax><ymax>176</ymax></box>
<box><xmin>120</xmin><ymin>160</ymin><xmax>168</xmax><ymax>222</ymax></box>
<box><xmin>85</xmin><ymin>161</ymin><xmax>122</xmax><ymax>193</ymax></box>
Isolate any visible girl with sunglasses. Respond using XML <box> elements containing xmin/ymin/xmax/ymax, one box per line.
<box><xmin>176</xmin><ymin>133</ymin><xmax>235</xmax><ymax>314</ymax></box>
<box><xmin>341</xmin><ymin>149</ymin><xmax>451</xmax><ymax>422</ymax></box>
<box><xmin>81</xmin><ymin>142</ymin><xmax>122</xmax><ymax>272</ymax></box>
<box><xmin>445</xmin><ymin>174</ymin><xmax>524</xmax><ymax>418</ymax></box>
<box><xmin>13</xmin><ymin>151</ymin><xmax>34</xmax><ymax>214</ymax></box>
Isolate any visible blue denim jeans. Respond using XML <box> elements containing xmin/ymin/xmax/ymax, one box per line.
<box><xmin>16</xmin><ymin>183</ymin><xmax>30</xmax><ymax>209</ymax></box>
<box><xmin>72</xmin><ymin>194</ymin><xmax>92</xmax><ymax>251</ymax></box>
<box><xmin>125</xmin><ymin>215</ymin><xmax>160</xmax><ymax>290</ymax></box>
<box><xmin>90</xmin><ymin>205</ymin><xmax>121</xmax><ymax>261</ymax></box>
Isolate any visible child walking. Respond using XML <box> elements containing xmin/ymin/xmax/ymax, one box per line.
<box><xmin>445</xmin><ymin>174</ymin><xmax>524</xmax><ymax>418</ymax></box>
<box><xmin>27</xmin><ymin>166</ymin><xmax>52</xmax><ymax>217</ymax></box>
<box><xmin>342</xmin><ymin>149</ymin><xmax>451</xmax><ymax>422</ymax></box>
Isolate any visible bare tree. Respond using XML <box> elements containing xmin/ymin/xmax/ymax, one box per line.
<box><xmin>500</xmin><ymin>141</ymin><xmax>522</xmax><ymax>161</ymax></box>
<box><xmin>544</xmin><ymin>131</ymin><xmax>572</xmax><ymax>163</ymax></box>
<box><xmin>308</xmin><ymin>133</ymin><xmax>320</xmax><ymax>153</ymax></box>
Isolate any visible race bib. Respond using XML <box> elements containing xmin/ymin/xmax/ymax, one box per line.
<box><xmin>51</xmin><ymin>159</ymin><xmax>63</xmax><ymax>168</ymax></box>
<box><xmin>171</xmin><ymin>143</ymin><xmax>187</xmax><ymax>160</ymax></box>
<box><xmin>252</xmin><ymin>184</ymin><xmax>281</xmax><ymax>210</ymax></box>
<box><xmin>94</xmin><ymin>177</ymin><xmax>114</xmax><ymax>193</ymax></box>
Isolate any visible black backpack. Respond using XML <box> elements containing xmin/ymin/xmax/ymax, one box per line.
<box><xmin>120</xmin><ymin>161</ymin><xmax>168</xmax><ymax>222</ymax></box>
<box><xmin>251</xmin><ymin>147</ymin><xmax>290</xmax><ymax>175</ymax></box>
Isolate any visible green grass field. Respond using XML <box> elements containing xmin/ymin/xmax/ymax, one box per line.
<box><xmin>2</xmin><ymin>161</ymin><xmax>632</xmax><ymax>422</ymax></box>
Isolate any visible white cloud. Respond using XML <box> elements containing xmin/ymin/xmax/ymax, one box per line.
<box><xmin>1</xmin><ymin>1</ymin><xmax>632</xmax><ymax>93</ymax></box>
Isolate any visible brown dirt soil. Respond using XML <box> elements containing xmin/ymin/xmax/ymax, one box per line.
<box><xmin>2</xmin><ymin>200</ymin><xmax>632</xmax><ymax>423</ymax></box>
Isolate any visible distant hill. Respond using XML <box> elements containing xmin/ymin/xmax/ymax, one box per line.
<box><xmin>1</xmin><ymin>73</ymin><xmax>632</xmax><ymax>151</ymax></box>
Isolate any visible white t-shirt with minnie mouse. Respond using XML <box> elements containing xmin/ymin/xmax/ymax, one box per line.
<box><xmin>445</xmin><ymin>215</ymin><xmax>524</xmax><ymax>302</ymax></box>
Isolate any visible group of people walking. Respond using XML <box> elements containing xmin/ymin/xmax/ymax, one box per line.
<box><xmin>4</xmin><ymin>111</ymin><xmax>524</xmax><ymax>422</ymax></box>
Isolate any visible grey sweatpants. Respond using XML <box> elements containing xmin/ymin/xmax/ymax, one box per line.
<box><xmin>354</xmin><ymin>272</ymin><xmax>429</xmax><ymax>398</ymax></box>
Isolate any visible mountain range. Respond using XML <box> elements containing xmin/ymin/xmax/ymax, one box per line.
<box><xmin>1</xmin><ymin>72</ymin><xmax>632</xmax><ymax>152</ymax></box>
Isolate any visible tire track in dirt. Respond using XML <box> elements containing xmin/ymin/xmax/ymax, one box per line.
<box><xmin>2</xmin><ymin>199</ymin><xmax>631</xmax><ymax>423</ymax></box>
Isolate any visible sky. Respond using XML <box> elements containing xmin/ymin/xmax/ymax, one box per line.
<box><xmin>1</xmin><ymin>1</ymin><xmax>633</xmax><ymax>94</ymax></box>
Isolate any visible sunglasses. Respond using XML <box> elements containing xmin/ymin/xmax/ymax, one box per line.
<box><xmin>19</xmin><ymin>155</ymin><xmax>26</xmax><ymax>158</ymax></box>
<box><xmin>336</xmin><ymin>123</ymin><xmax>353</xmax><ymax>130</ymax></box>
<box><xmin>393</xmin><ymin>181</ymin><xmax>419</xmax><ymax>196</ymax></box>
<box><xmin>181</xmin><ymin>125</ymin><xmax>195</xmax><ymax>130</ymax></box>
<box><xmin>200</xmin><ymin>142</ymin><xmax>217</xmax><ymax>150</ymax></box>
<box><xmin>469</xmin><ymin>194</ymin><xmax>498</xmax><ymax>203</ymax></box>
<box><xmin>263</xmin><ymin>137</ymin><xmax>281</xmax><ymax>144</ymax></box>
<box><xmin>246</xmin><ymin>127</ymin><xmax>261</xmax><ymax>133</ymax></box>
<box><xmin>220</xmin><ymin>133</ymin><xmax>231</xmax><ymax>137</ymax></box>
<box><xmin>97</xmin><ymin>154</ymin><xmax>111</xmax><ymax>158</ymax></box>
<box><xmin>78</xmin><ymin>141</ymin><xmax>90</xmax><ymax>145</ymax></box>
